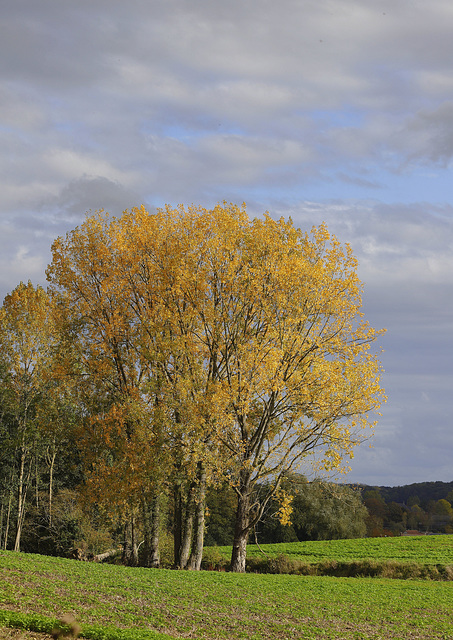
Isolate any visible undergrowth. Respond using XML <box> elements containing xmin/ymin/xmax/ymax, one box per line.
<box><xmin>243</xmin><ymin>554</ymin><xmax>453</xmax><ymax>580</ymax></box>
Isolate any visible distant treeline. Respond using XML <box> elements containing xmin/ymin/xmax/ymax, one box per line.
<box><xmin>352</xmin><ymin>481</ymin><xmax>453</xmax><ymax>538</ymax></box>
<box><xmin>361</xmin><ymin>481</ymin><xmax>453</xmax><ymax>507</ymax></box>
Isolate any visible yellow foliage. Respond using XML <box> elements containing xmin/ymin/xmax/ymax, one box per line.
<box><xmin>46</xmin><ymin>202</ymin><xmax>386</xmax><ymax>511</ymax></box>
<box><xmin>275</xmin><ymin>489</ymin><xmax>294</xmax><ymax>527</ymax></box>
<box><xmin>0</xmin><ymin>281</ymin><xmax>57</xmax><ymax>407</ymax></box>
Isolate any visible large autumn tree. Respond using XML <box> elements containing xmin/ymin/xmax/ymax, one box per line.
<box><xmin>47</xmin><ymin>210</ymin><xmax>218</xmax><ymax>569</ymax></box>
<box><xmin>47</xmin><ymin>203</ymin><xmax>385</xmax><ymax>572</ymax></box>
<box><xmin>136</xmin><ymin>204</ymin><xmax>385</xmax><ymax>572</ymax></box>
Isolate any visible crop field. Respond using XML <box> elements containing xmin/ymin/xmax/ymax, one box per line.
<box><xmin>1</xmin><ymin>547</ymin><xmax>453</xmax><ymax>640</ymax></box>
<box><xmin>205</xmin><ymin>534</ymin><xmax>453</xmax><ymax>579</ymax></box>
<box><xmin>218</xmin><ymin>534</ymin><xmax>453</xmax><ymax>565</ymax></box>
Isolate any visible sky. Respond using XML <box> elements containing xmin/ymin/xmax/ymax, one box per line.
<box><xmin>1</xmin><ymin>0</ymin><xmax>452</xmax><ymax>487</ymax></box>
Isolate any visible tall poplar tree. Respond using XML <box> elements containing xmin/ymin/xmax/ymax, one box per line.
<box><xmin>136</xmin><ymin>204</ymin><xmax>385</xmax><ymax>572</ymax></box>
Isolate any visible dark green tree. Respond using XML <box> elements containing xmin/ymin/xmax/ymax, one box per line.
<box><xmin>257</xmin><ymin>476</ymin><xmax>367</xmax><ymax>543</ymax></box>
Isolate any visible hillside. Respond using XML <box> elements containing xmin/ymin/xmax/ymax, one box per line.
<box><xmin>371</xmin><ymin>481</ymin><xmax>453</xmax><ymax>506</ymax></box>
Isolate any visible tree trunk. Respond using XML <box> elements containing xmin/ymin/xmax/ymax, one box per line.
<box><xmin>122</xmin><ymin>516</ymin><xmax>139</xmax><ymax>566</ymax></box>
<box><xmin>14</xmin><ymin>443</ymin><xmax>27</xmax><ymax>552</ymax></box>
<box><xmin>35</xmin><ymin>453</ymin><xmax>39</xmax><ymax>509</ymax></box>
<box><xmin>93</xmin><ymin>547</ymin><xmax>122</xmax><ymax>562</ymax></box>
<box><xmin>0</xmin><ymin>501</ymin><xmax>4</xmax><ymax>549</ymax></box>
<box><xmin>131</xmin><ymin>515</ymin><xmax>139</xmax><ymax>566</ymax></box>
<box><xmin>122</xmin><ymin>520</ymin><xmax>132</xmax><ymax>565</ymax></box>
<box><xmin>173</xmin><ymin>479</ymin><xmax>195</xmax><ymax>569</ymax></box>
<box><xmin>14</xmin><ymin>457</ymin><xmax>32</xmax><ymax>553</ymax></box>
<box><xmin>142</xmin><ymin>492</ymin><xmax>160</xmax><ymax>568</ymax></box>
<box><xmin>47</xmin><ymin>440</ymin><xmax>57</xmax><ymax>529</ymax></box>
<box><xmin>178</xmin><ymin>487</ymin><xmax>194</xmax><ymax>569</ymax></box>
<box><xmin>187</xmin><ymin>463</ymin><xmax>206</xmax><ymax>571</ymax></box>
<box><xmin>230</xmin><ymin>474</ymin><xmax>252</xmax><ymax>573</ymax></box>
<box><xmin>173</xmin><ymin>481</ymin><xmax>183</xmax><ymax>567</ymax></box>
<box><xmin>3</xmin><ymin>487</ymin><xmax>13</xmax><ymax>550</ymax></box>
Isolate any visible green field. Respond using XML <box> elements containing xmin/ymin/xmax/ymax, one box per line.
<box><xmin>2</xmin><ymin>541</ymin><xmax>453</xmax><ymax>640</ymax></box>
<box><xmin>202</xmin><ymin>535</ymin><xmax>453</xmax><ymax>580</ymax></box>
<box><xmin>222</xmin><ymin>534</ymin><xmax>453</xmax><ymax>564</ymax></box>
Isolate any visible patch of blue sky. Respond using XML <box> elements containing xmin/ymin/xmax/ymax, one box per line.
<box><xmin>358</xmin><ymin>164</ymin><xmax>453</xmax><ymax>205</ymax></box>
<box><xmin>306</xmin><ymin>107</ymin><xmax>366</xmax><ymax>130</ymax></box>
<box><xmin>282</xmin><ymin>164</ymin><xmax>453</xmax><ymax>206</ymax></box>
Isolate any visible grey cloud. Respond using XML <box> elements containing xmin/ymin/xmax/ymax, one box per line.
<box><xmin>3</xmin><ymin>0</ymin><xmax>453</xmax><ymax>204</ymax></box>
<box><xmin>43</xmin><ymin>175</ymin><xmax>143</xmax><ymax>221</ymax></box>
<box><xmin>402</xmin><ymin>102</ymin><xmax>453</xmax><ymax>165</ymax></box>
<box><xmin>347</xmin><ymin>372</ymin><xmax>453</xmax><ymax>485</ymax></box>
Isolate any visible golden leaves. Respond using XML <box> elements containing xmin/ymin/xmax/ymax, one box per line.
<box><xmin>45</xmin><ymin>202</ymin><xmax>386</xmax><ymax>502</ymax></box>
<box><xmin>0</xmin><ymin>281</ymin><xmax>56</xmax><ymax>388</ymax></box>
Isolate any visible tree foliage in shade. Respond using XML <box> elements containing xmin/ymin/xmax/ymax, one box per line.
<box><xmin>249</xmin><ymin>476</ymin><xmax>366</xmax><ymax>544</ymax></box>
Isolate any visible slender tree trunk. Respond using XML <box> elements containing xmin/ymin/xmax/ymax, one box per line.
<box><xmin>173</xmin><ymin>481</ymin><xmax>183</xmax><ymax>567</ymax></box>
<box><xmin>47</xmin><ymin>441</ymin><xmax>57</xmax><ymax>529</ymax></box>
<box><xmin>122</xmin><ymin>516</ymin><xmax>139</xmax><ymax>566</ymax></box>
<box><xmin>230</xmin><ymin>473</ymin><xmax>252</xmax><ymax>573</ymax></box>
<box><xmin>0</xmin><ymin>501</ymin><xmax>4</xmax><ymax>549</ymax></box>
<box><xmin>131</xmin><ymin>515</ymin><xmax>139</xmax><ymax>566</ymax></box>
<box><xmin>122</xmin><ymin>520</ymin><xmax>132</xmax><ymax>565</ymax></box>
<box><xmin>3</xmin><ymin>487</ymin><xmax>13</xmax><ymax>550</ymax></box>
<box><xmin>178</xmin><ymin>487</ymin><xmax>194</xmax><ymax>569</ymax></box>
<box><xmin>15</xmin><ymin>459</ymin><xmax>32</xmax><ymax>553</ymax></box>
<box><xmin>142</xmin><ymin>492</ymin><xmax>160</xmax><ymax>568</ymax></box>
<box><xmin>148</xmin><ymin>496</ymin><xmax>160</xmax><ymax>568</ymax></box>
<box><xmin>35</xmin><ymin>453</ymin><xmax>39</xmax><ymax>509</ymax></box>
<box><xmin>14</xmin><ymin>443</ymin><xmax>27</xmax><ymax>552</ymax></box>
<box><xmin>173</xmin><ymin>479</ymin><xmax>196</xmax><ymax>569</ymax></box>
<box><xmin>187</xmin><ymin>463</ymin><xmax>206</xmax><ymax>571</ymax></box>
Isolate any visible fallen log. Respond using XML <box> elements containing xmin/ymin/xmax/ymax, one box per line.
<box><xmin>93</xmin><ymin>547</ymin><xmax>123</xmax><ymax>562</ymax></box>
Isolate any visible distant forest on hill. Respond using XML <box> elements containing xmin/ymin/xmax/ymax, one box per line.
<box><xmin>350</xmin><ymin>481</ymin><xmax>453</xmax><ymax>539</ymax></box>
<box><xmin>358</xmin><ymin>481</ymin><xmax>453</xmax><ymax>506</ymax></box>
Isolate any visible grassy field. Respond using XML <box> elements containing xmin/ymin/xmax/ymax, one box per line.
<box><xmin>2</xmin><ymin>543</ymin><xmax>453</xmax><ymax>640</ymax></box>
<box><xmin>216</xmin><ymin>534</ymin><xmax>453</xmax><ymax>565</ymax></box>
<box><xmin>203</xmin><ymin>535</ymin><xmax>453</xmax><ymax>579</ymax></box>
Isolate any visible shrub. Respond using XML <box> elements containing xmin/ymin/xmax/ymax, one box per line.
<box><xmin>202</xmin><ymin>546</ymin><xmax>228</xmax><ymax>571</ymax></box>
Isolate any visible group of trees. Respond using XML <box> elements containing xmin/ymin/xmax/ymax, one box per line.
<box><xmin>0</xmin><ymin>203</ymin><xmax>385</xmax><ymax>571</ymax></box>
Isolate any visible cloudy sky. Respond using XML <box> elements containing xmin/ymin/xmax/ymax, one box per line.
<box><xmin>1</xmin><ymin>0</ymin><xmax>452</xmax><ymax>487</ymax></box>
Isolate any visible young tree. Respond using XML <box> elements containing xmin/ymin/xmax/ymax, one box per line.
<box><xmin>0</xmin><ymin>282</ymin><xmax>57</xmax><ymax>551</ymax></box>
